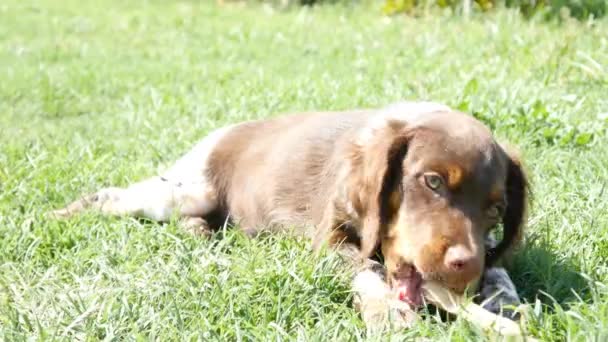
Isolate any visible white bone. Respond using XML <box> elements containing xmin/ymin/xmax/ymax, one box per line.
<box><xmin>422</xmin><ymin>281</ymin><xmax>538</xmax><ymax>341</ymax></box>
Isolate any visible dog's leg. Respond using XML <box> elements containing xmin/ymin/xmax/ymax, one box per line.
<box><xmin>476</xmin><ymin>236</ymin><xmax>522</xmax><ymax>319</ymax></box>
<box><xmin>312</xmin><ymin>199</ymin><xmax>417</xmax><ymax>331</ymax></box>
<box><xmin>51</xmin><ymin>126</ymin><xmax>234</xmax><ymax>223</ymax></box>
<box><xmin>50</xmin><ymin>176</ymin><xmax>218</xmax><ymax>222</ymax></box>
<box><xmin>181</xmin><ymin>216</ymin><xmax>213</xmax><ymax>237</ymax></box>
<box><xmin>332</xmin><ymin>244</ymin><xmax>418</xmax><ymax>332</ymax></box>
<box><xmin>352</xmin><ymin>263</ymin><xmax>418</xmax><ymax>332</ymax></box>
<box><xmin>476</xmin><ymin>267</ymin><xmax>522</xmax><ymax>320</ymax></box>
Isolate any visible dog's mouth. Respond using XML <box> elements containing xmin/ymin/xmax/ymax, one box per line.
<box><xmin>391</xmin><ymin>264</ymin><xmax>424</xmax><ymax>308</ymax></box>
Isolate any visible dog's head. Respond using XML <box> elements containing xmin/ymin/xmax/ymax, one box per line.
<box><xmin>347</xmin><ymin>104</ymin><xmax>528</xmax><ymax>306</ymax></box>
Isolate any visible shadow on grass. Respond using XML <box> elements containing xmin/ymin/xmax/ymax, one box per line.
<box><xmin>174</xmin><ymin>211</ymin><xmax>591</xmax><ymax>315</ymax></box>
<box><xmin>509</xmin><ymin>242</ymin><xmax>590</xmax><ymax>309</ymax></box>
<box><xmin>201</xmin><ymin>218</ymin><xmax>592</xmax><ymax>309</ymax></box>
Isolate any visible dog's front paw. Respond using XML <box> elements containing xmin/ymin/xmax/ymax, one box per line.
<box><xmin>478</xmin><ymin>267</ymin><xmax>522</xmax><ymax>320</ymax></box>
<box><xmin>355</xmin><ymin>295</ymin><xmax>418</xmax><ymax>333</ymax></box>
<box><xmin>48</xmin><ymin>187</ymin><xmax>122</xmax><ymax>219</ymax></box>
<box><xmin>47</xmin><ymin>193</ymin><xmax>97</xmax><ymax>219</ymax></box>
<box><xmin>352</xmin><ymin>269</ymin><xmax>418</xmax><ymax>332</ymax></box>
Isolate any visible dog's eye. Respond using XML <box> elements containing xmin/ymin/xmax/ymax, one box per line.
<box><xmin>424</xmin><ymin>173</ymin><xmax>444</xmax><ymax>191</ymax></box>
<box><xmin>486</xmin><ymin>203</ymin><xmax>505</xmax><ymax>219</ymax></box>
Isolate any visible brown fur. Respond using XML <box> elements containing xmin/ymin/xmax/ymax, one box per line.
<box><xmin>51</xmin><ymin>103</ymin><xmax>528</xmax><ymax>304</ymax></box>
<box><xmin>201</xmin><ymin>106</ymin><xmax>528</xmax><ymax>294</ymax></box>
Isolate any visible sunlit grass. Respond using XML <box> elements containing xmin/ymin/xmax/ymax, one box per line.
<box><xmin>1</xmin><ymin>0</ymin><xmax>607</xmax><ymax>340</ymax></box>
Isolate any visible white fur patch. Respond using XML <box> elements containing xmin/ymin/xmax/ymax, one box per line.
<box><xmin>152</xmin><ymin>124</ymin><xmax>238</xmax><ymax>219</ymax></box>
<box><xmin>164</xmin><ymin>124</ymin><xmax>236</xmax><ymax>180</ymax></box>
<box><xmin>84</xmin><ymin>125</ymin><xmax>236</xmax><ymax>221</ymax></box>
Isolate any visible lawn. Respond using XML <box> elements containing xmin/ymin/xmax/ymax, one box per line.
<box><xmin>1</xmin><ymin>0</ymin><xmax>607</xmax><ymax>340</ymax></box>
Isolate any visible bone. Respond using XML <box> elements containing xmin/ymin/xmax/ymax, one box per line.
<box><xmin>422</xmin><ymin>281</ymin><xmax>538</xmax><ymax>342</ymax></box>
<box><xmin>352</xmin><ymin>270</ymin><xmax>418</xmax><ymax>331</ymax></box>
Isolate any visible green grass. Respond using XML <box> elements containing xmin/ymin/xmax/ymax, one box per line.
<box><xmin>1</xmin><ymin>0</ymin><xmax>607</xmax><ymax>340</ymax></box>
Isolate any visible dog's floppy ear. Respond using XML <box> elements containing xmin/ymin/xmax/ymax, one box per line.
<box><xmin>349</xmin><ymin>120</ymin><xmax>414</xmax><ymax>259</ymax></box>
<box><xmin>486</xmin><ymin>148</ymin><xmax>529</xmax><ymax>266</ymax></box>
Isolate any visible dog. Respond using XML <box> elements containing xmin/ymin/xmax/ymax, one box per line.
<box><xmin>51</xmin><ymin>101</ymin><xmax>526</xmax><ymax>330</ymax></box>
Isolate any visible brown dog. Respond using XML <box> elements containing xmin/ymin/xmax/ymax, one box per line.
<box><xmin>52</xmin><ymin>102</ymin><xmax>526</xmax><ymax>328</ymax></box>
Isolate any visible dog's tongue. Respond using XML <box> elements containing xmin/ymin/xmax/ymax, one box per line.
<box><xmin>395</xmin><ymin>272</ymin><xmax>423</xmax><ymax>307</ymax></box>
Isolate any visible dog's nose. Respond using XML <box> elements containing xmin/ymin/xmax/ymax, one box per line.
<box><xmin>444</xmin><ymin>245</ymin><xmax>478</xmax><ymax>273</ymax></box>
<box><xmin>442</xmin><ymin>245</ymin><xmax>482</xmax><ymax>293</ymax></box>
